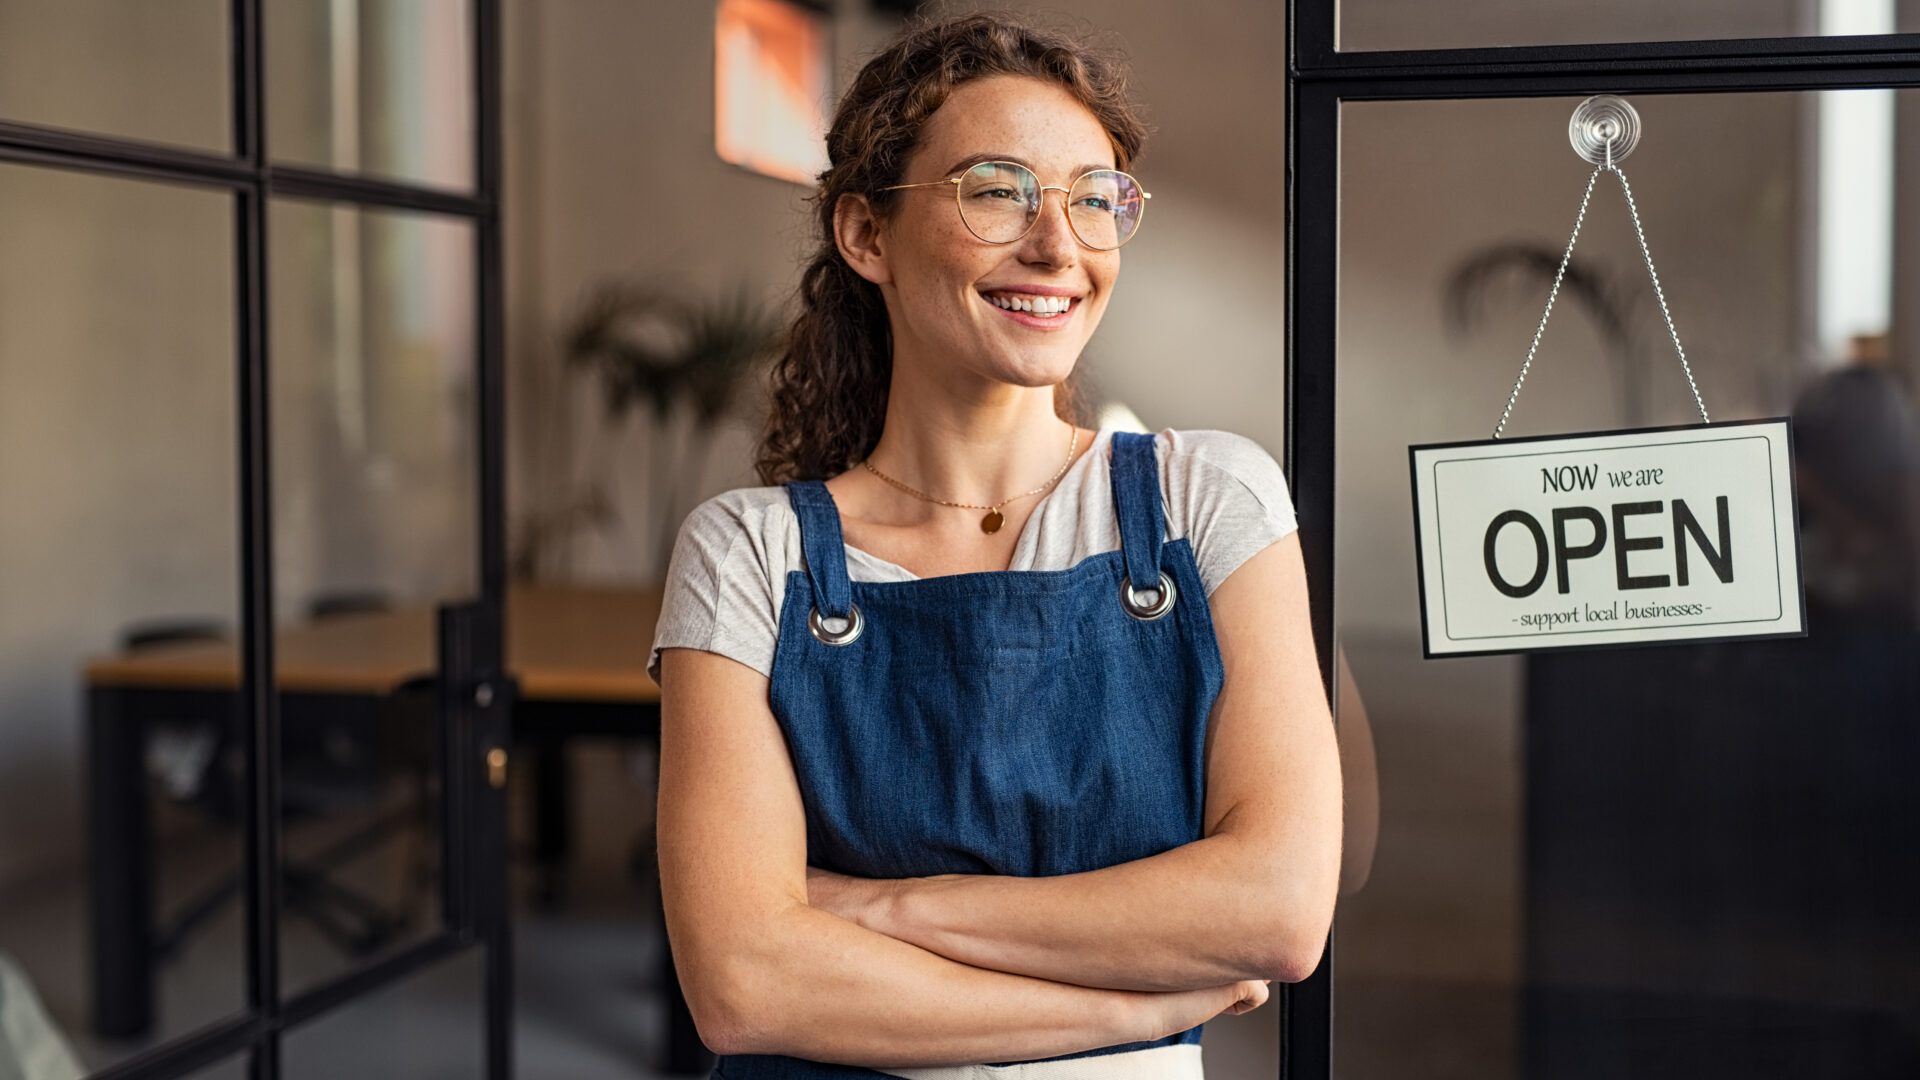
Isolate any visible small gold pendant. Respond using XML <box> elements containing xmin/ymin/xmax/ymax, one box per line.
<box><xmin>981</xmin><ymin>509</ymin><xmax>1004</xmax><ymax>534</ymax></box>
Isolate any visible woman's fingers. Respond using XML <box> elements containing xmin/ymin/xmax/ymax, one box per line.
<box><xmin>1221</xmin><ymin>979</ymin><xmax>1270</xmax><ymax>1015</ymax></box>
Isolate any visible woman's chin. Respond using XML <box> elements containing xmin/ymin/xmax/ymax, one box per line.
<box><xmin>978</xmin><ymin>348</ymin><xmax>1083</xmax><ymax>390</ymax></box>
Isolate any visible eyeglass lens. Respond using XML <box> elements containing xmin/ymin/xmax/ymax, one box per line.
<box><xmin>955</xmin><ymin>162</ymin><xmax>1144</xmax><ymax>249</ymax></box>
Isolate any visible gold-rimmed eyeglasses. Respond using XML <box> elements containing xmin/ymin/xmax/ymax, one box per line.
<box><xmin>880</xmin><ymin>160</ymin><xmax>1151</xmax><ymax>251</ymax></box>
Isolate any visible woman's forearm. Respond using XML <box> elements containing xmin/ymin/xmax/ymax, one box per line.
<box><xmin>827</xmin><ymin>832</ymin><xmax>1322</xmax><ymax>994</ymax></box>
<box><xmin>698</xmin><ymin>897</ymin><xmax>1249</xmax><ymax>1064</ymax></box>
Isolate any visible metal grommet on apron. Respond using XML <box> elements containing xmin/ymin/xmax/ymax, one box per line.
<box><xmin>807</xmin><ymin>604</ymin><xmax>863</xmax><ymax>646</ymax></box>
<box><xmin>732</xmin><ymin>433</ymin><xmax>1226</xmax><ymax>1080</ymax></box>
<box><xmin>1119</xmin><ymin>572</ymin><xmax>1177</xmax><ymax>621</ymax></box>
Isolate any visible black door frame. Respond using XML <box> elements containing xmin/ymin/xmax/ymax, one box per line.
<box><xmin>1282</xmin><ymin>5</ymin><xmax>1920</xmax><ymax>1077</ymax></box>
<box><xmin>0</xmin><ymin>2</ymin><xmax>510</xmax><ymax>1077</ymax></box>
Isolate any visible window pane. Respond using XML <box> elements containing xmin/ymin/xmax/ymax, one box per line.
<box><xmin>0</xmin><ymin>0</ymin><xmax>228</xmax><ymax>150</ymax></box>
<box><xmin>267</xmin><ymin>0</ymin><xmax>476</xmax><ymax>190</ymax></box>
<box><xmin>269</xmin><ymin>198</ymin><xmax>477</xmax><ymax>997</ymax></box>
<box><xmin>0</xmin><ymin>163</ymin><xmax>242</xmax><ymax>1069</ymax></box>
<box><xmin>1340</xmin><ymin>0</ymin><xmax>1920</xmax><ymax>53</ymax></box>
<box><xmin>1334</xmin><ymin>91</ymin><xmax>1920</xmax><ymax>1078</ymax></box>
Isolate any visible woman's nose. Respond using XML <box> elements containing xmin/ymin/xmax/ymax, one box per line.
<box><xmin>1021</xmin><ymin>187</ymin><xmax>1080</xmax><ymax>264</ymax></box>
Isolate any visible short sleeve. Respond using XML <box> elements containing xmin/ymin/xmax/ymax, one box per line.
<box><xmin>1161</xmin><ymin>429</ymin><xmax>1299</xmax><ymax>597</ymax></box>
<box><xmin>647</xmin><ymin>491</ymin><xmax>785</xmax><ymax>684</ymax></box>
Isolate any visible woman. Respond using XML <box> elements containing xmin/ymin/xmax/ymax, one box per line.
<box><xmin>649</xmin><ymin>13</ymin><xmax>1343</xmax><ymax>1078</ymax></box>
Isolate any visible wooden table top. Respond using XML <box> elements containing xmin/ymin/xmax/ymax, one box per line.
<box><xmin>84</xmin><ymin>583</ymin><xmax>663</xmax><ymax>703</ymax></box>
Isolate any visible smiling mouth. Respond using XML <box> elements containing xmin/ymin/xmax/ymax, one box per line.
<box><xmin>980</xmin><ymin>290</ymin><xmax>1079</xmax><ymax>319</ymax></box>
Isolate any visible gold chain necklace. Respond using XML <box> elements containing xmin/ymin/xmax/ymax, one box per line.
<box><xmin>861</xmin><ymin>423</ymin><xmax>1080</xmax><ymax>534</ymax></box>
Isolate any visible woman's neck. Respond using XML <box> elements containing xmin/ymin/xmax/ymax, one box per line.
<box><xmin>860</xmin><ymin>377</ymin><xmax>1077</xmax><ymax>514</ymax></box>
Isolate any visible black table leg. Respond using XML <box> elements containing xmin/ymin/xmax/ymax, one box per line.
<box><xmin>88</xmin><ymin>684</ymin><xmax>153</xmax><ymax>1038</ymax></box>
<box><xmin>531</xmin><ymin>734</ymin><xmax>571</xmax><ymax>908</ymax></box>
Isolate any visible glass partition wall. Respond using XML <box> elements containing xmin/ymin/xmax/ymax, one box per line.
<box><xmin>1287</xmin><ymin>8</ymin><xmax>1920</xmax><ymax>1079</ymax></box>
<box><xmin>0</xmin><ymin>2</ymin><xmax>508</xmax><ymax>1078</ymax></box>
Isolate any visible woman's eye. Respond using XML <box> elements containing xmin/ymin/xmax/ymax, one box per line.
<box><xmin>973</xmin><ymin>186</ymin><xmax>1023</xmax><ymax>201</ymax></box>
<box><xmin>1076</xmin><ymin>195</ymin><xmax>1115</xmax><ymax>213</ymax></box>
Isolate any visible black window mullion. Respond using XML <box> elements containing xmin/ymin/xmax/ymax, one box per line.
<box><xmin>472</xmin><ymin>5</ymin><xmax>514</xmax><ymax>1079</ymax></box>
<box><xmin>87</xmin><ymin>1016</ymin><xmax>264</xmax><ymax>1080</ymax></box>
<box><xmin>1298</xmin><ymin>29</ymin><xmax>1920</xmax><ymax>76</ymax></box>
<box><xmin>0</xmin><ymin>118</ymin><xmax>250</xmax><ymax>189</ymax></box>
<box><xmin>230</xmin><ymin>0</ymin><xmax>282</xmax><ymax>1078</ymax></box>
<box><xmin>268</xmin><ymin>163</ymin><xmax>489</xmax><ymax>218</ymax></box>
<box><xmin>477</xmin><ymin>0</ymin><xmax>506</xmax><ymax>609</ymax></box>
<box><xmin>1283</xmin><ymin>5</ymin><xmax>1341</xmax><ymax>1068</ymax></box>
<box><xmin>1290</xmin><ymin>0</ymin><xmax>1337</xmax><ymax>72</ymax></box>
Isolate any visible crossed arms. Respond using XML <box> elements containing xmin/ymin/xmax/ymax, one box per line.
<box><xmin>655</xmin><ymin>533</ymin><xmax>1345</xmax><ymax>1066</ymax></box>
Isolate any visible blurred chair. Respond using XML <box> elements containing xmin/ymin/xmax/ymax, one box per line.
<box><xmin>0</xmin><ymin>952</ymin><xmax>83</xmax><ymax>1080</ymax></box>
<box><xmin>126</xmin><ymin>620</ymin><xmax>230</xmax><ymax>804</ymax></box>
<box><xmin>124</xmin><ymin>603</ymin><xmax>437</xmax><ymax>964</ymax></box>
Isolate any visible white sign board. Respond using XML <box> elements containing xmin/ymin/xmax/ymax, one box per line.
<box><xmin>1410</xmin><ymin>419</ymin><xmax>1805</xmax><ymax>658</ymax></box>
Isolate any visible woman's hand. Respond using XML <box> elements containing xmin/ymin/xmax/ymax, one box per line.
<box><xmin>1130</xmin><ymin>979</ymin><xmax>1270</xmax><ymax>1041</ymax></box>
<box><xmin>1219</xmin><ymin>979</ymin><xmax>1271</xmax><ymax>1015</ymax></box>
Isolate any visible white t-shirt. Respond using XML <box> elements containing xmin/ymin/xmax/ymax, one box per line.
<box><xmin>648</xmin><ymin>426</ymin><xmax>1298</xmax><ymax>683</ymax></box>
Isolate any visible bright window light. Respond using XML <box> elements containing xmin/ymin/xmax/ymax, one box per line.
<box><xmin>715</xmin><ymin>0</ymin><xmax>830</xmax><ymax>186</ymax></box>
<box><xmin>1816</xmin><ymin>0</ymin><xmax>1895</xmax><ymax>363</ymax></box>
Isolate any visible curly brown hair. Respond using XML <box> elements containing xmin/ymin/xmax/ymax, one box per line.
<box><xmin>753</xmin><ymin>11</ymin><xmax>1150</xmax><ymax>485</ymax></box>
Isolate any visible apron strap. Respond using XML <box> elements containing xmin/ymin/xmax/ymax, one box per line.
<box><xmin>785</xmin><ymin>480</ymin><xmax>855</xmax><ymax>619</ymax></box>
<box><xmin>1109</xmin><ymin>431</ymin><xmax>1166</xmax><ymax>589</ymax></box>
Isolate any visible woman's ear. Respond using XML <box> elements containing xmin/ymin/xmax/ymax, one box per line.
<box><xmin>833</xmin><ymin>192</ymin><xmax>892</xmax><ymax>286</ymax></box>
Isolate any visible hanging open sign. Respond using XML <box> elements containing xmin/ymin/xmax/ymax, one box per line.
<box><xmin>1409</xmin><ymin>97</ymin><xmax>1807</xmax><ymax>658</ymax></box>
<box><xmin>1410</xmin><ymin>419</ymin><xmax>1805</xmax><ymax>657</ymax></box>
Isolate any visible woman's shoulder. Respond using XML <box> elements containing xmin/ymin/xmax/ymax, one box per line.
<box><xmin>677</xmin><ymin>483</ymin><xmax>806</xmax><ymax>547</ymax></box>
<box><xmin>1154</xmin><ymin>427</ymin><xmax>1283</xmax><ymax>476</ymax></box>
<box><xmin>1147</xmin><ymin>428</ymin><xmax>1293</xmax><ymax>514</ymax></box>
<box><xmin>668</xmin><ymin>484</ymin><xmax>804</xmax><ymax>588</ymax></box>
<box><xmin>684</xmin><ymin>483</ymin><xmax>795</xmax><ymax>529</ymax></box>
<box><xmin>652</xmin><ymin>484</ymin><xmax>800</xmax><ymax>684</ymax></box>
<box><xmin>1139</xmin><ymin>427</ymin><xmax>1298</xmax><ymax>594</ymax></box>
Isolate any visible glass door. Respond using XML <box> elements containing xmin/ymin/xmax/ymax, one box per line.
<box><xmin>1288</xmin><ymin>7</ymin><xmax>1920</xmax><ymax>1077</ymax></box>
<box><xmin>0</xmin><ymin>1</ymin><xmax>509</xmax><ymax>1077</ymax></box>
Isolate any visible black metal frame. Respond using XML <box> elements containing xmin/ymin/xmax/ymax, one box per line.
<box><xmin>1284</xmin><ymin>6</ymin><xmax>1920</xmax><ymax>1078</ymax></box>
<box><xmin>0</xmin><ymin>2</ymin><xmax>508</xmax><ymax>1077</ymax></box>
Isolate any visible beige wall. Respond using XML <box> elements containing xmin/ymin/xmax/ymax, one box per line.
<box><xmin>0</xmin><ymin>2</ymin><xmax>233</xmax><ymax>888</ymax></box>
<box><xmin>0</xmin><ymin>170</ymin><xmax>237</xmax><ymax>888</ymax></box>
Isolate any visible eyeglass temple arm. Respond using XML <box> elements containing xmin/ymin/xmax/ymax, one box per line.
<box><xmin>877</xmin><ymin>177</ymin><xmax>961</xmax><ymax>192</ymax></box>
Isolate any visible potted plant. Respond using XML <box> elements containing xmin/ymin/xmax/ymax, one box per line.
<box><xmin>512</xmin><ymin>282</ymin><xmax>782</xmax><ymax>581</ymax></box>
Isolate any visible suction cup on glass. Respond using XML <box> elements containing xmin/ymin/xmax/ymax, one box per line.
<box><xmin>1568</xmin><ymin>95</ymin><xmax>1640</xmax><ymax>166</ymax></box>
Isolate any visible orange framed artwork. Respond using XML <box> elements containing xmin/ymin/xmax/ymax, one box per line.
<box><xmin>715</xmin><ymin>0</ymin><xmax>831</xmax><ymax>185</ymax></box>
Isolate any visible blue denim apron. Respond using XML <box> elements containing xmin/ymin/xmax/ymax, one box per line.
<box><xmin>715</xmin><ymin>431</ymin><xmax>1226</xmax><ymax>1079</ymax></box>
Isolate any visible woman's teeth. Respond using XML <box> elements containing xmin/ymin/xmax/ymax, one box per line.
<box><xmin>986</xmin><ymin>293</ymin><xmax>1073</xmax><ymax>316</ymax></box>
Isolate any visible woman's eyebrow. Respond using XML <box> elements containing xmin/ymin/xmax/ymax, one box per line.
<box><xmin>938</xmin><ymin>153</ymin><xmax>1117</xmax><ymax>177</ymax></box>
<box><xmin>941</xmin><ymin>152</ymin><xmax>1028</xmax><ymax>174</ymax></box>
